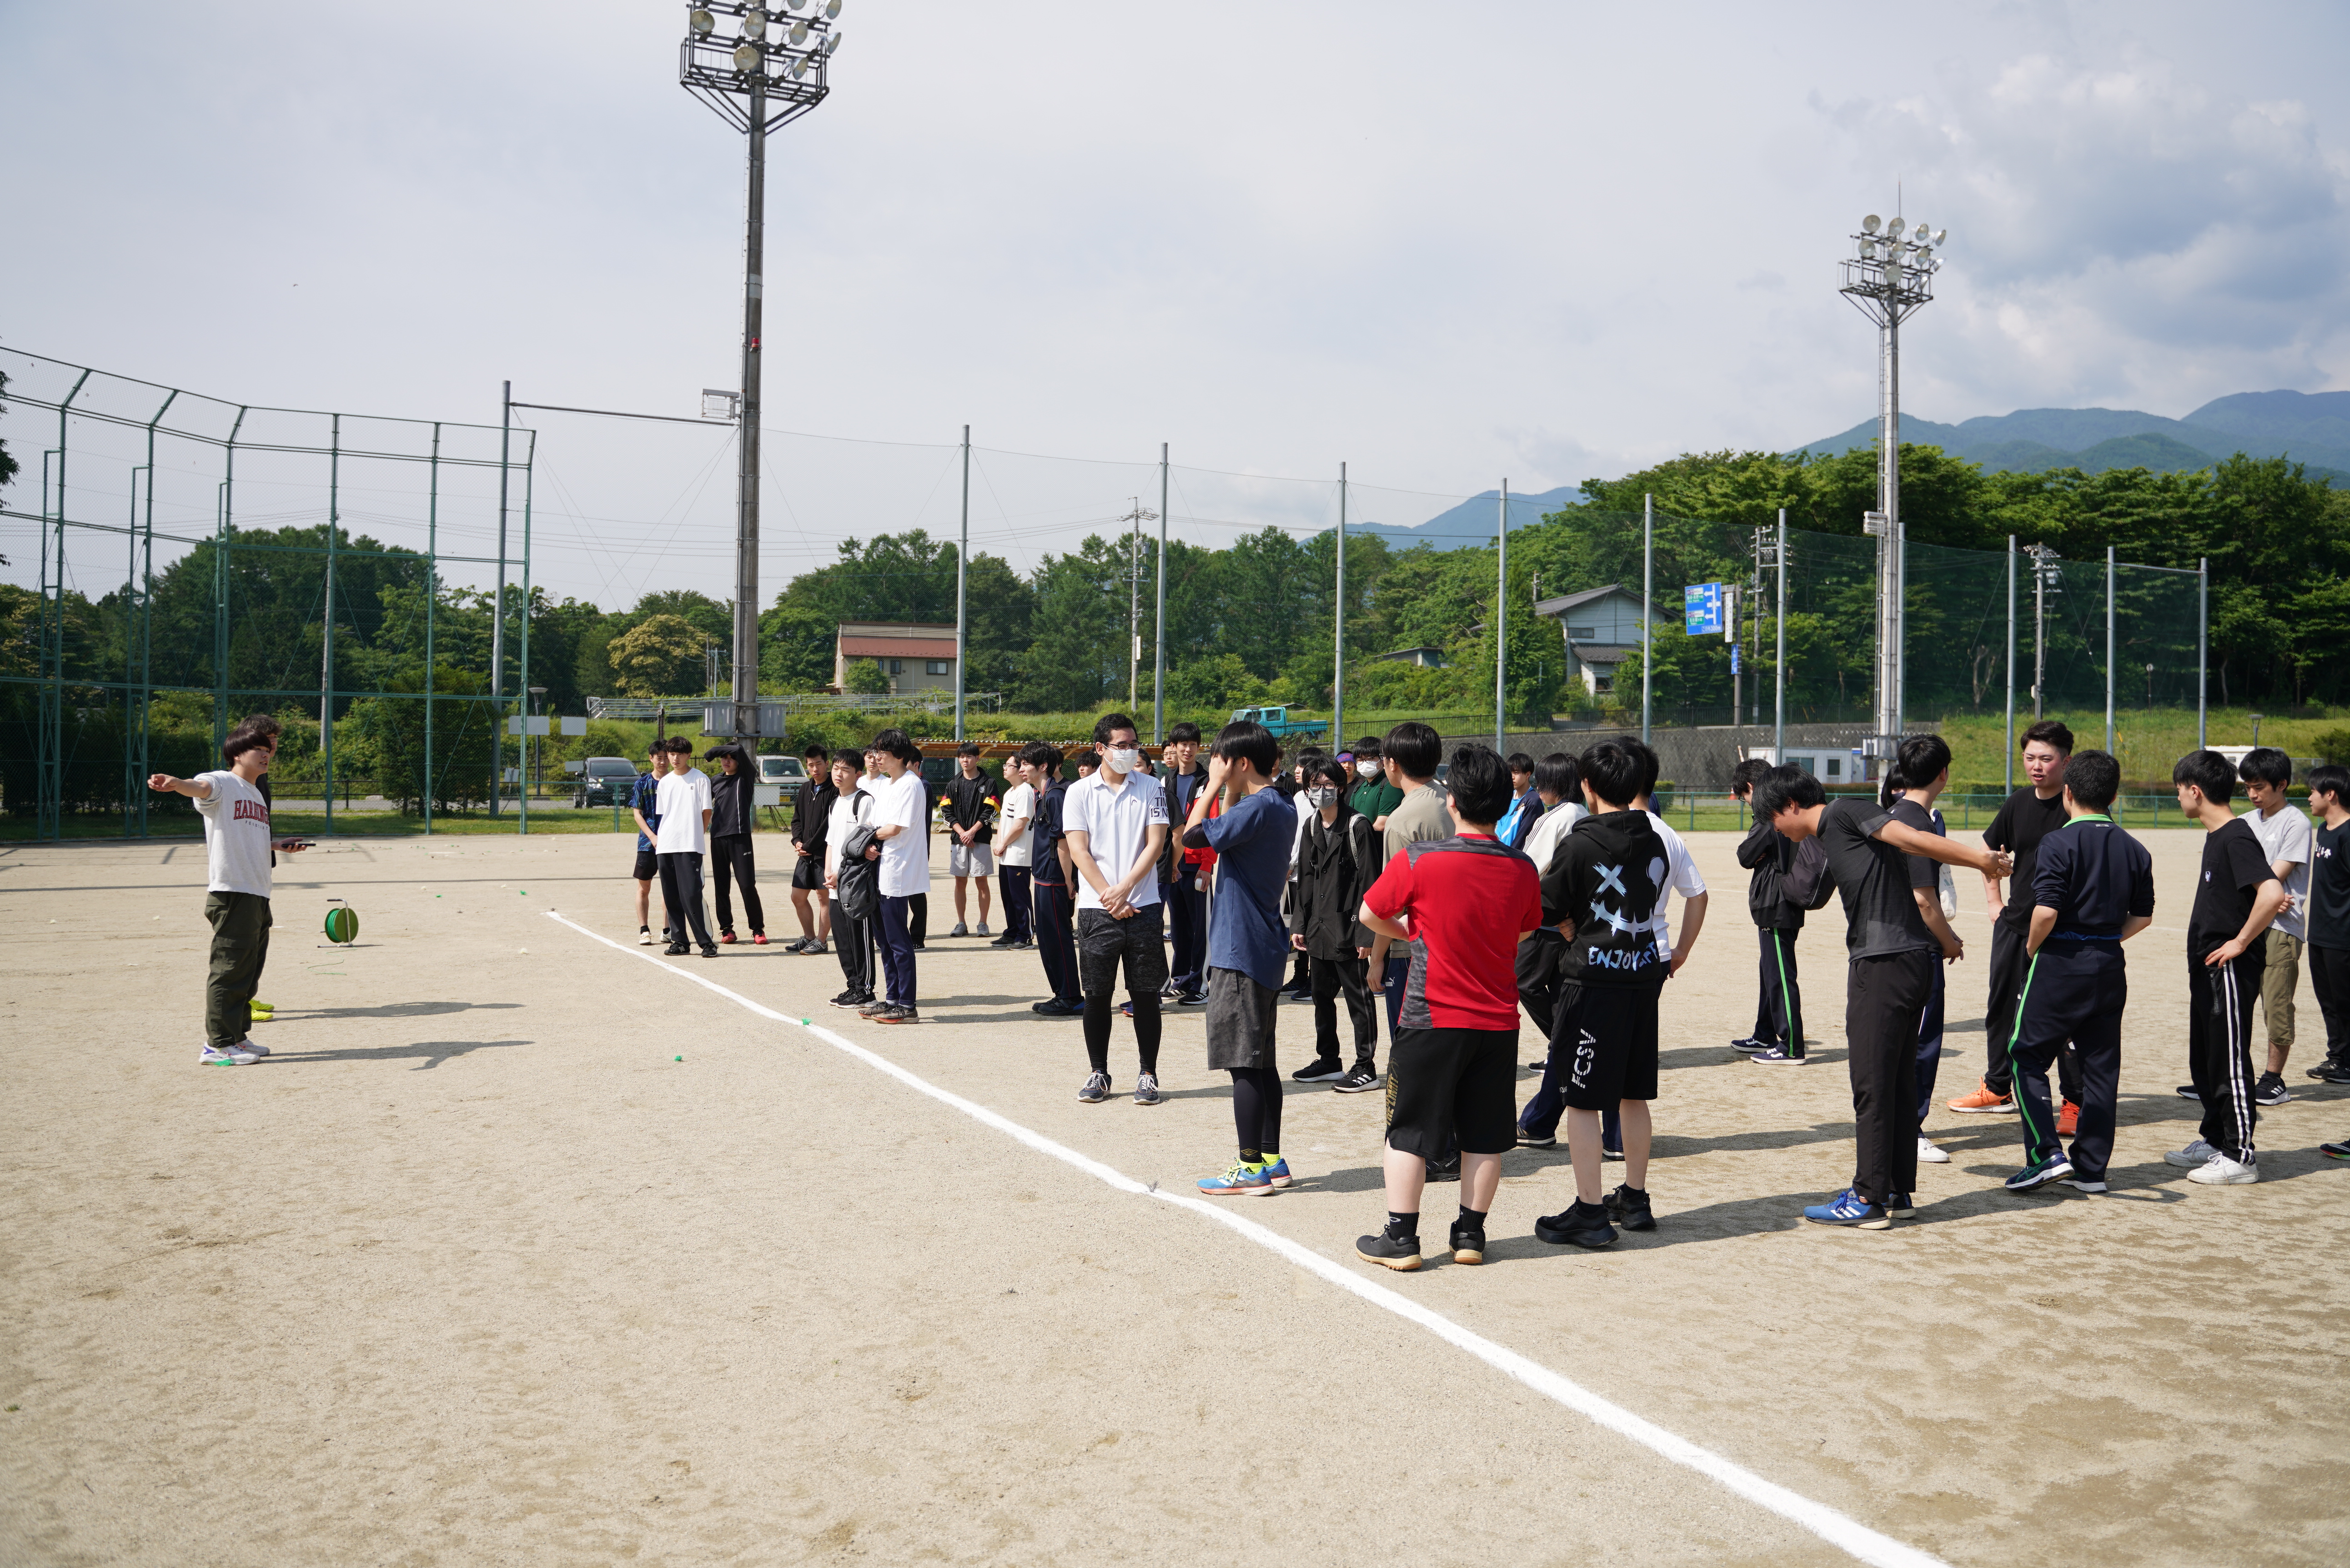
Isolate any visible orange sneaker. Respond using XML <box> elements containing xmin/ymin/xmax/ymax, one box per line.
<box><xmin>2056</xmin><ymin>1100</ymin><xmax>2080</xmax><ymax>1136</ymax></box>
<box><xmin>1948</xmin><ymin>1081</ymin><xmax>2016</xmax><ymax>1114</ymax></box>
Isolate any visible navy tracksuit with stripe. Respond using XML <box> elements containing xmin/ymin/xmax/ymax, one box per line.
<box><xmin>2009</xmin><ymin>814</ymin><xmax>2154</xmax><ymax>1181</ymax></box>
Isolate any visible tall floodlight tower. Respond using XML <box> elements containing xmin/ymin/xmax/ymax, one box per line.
<box><xmin>1839</xmin><ymin>211</ymin><xmax>1946</xmax><ymax>751</ymax></box>
<box><xmin>680</xmin><ymin>1</ymin><xmax>841</xmax><ymax>742</ymax></box>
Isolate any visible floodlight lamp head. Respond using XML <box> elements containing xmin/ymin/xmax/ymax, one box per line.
<box><xmin>743</xmin><ymin>8</ymin><xmax>768</xmax><ymax>37</ymax></box>
<box><xmin>788</xmin><ymin>18</ymin><xmax>808</xmax><ymax>42</ymax></box>
<box><xmin>785</xmin><ymin>0</ymin><xmax>807</xmax><ymax>8</ymax></box>
<box><xmin>688</xmin><ymin>7</ymin><xmax>715</xmax><ymax>36</ymax></box>
<box><xmin>732</xmin><ymin>40</ymin><xmax>762</xmax><ymax>70</ymax></box>
<box><xmin>824</xmin><ymin>0</ymin><xmax>842</xmax><ymax>16</ymax></box>
<box><xmin>1932</xmin><ymin>227</ymin><xmax>1948</xmax><ymax>246</ymax></box>
<box><xmin>822</xmin><ymin>30</ymin><xmax>841</xmax><ymax>53</ymax></box>
<box><xmin>1888</xmin><ymin>217</ymin><xmax>1906</xmax><ymax>238</ymax></box>
<box><xmin>1862</xmin><ymin>214</ymin><xmax>1882</xmax><ymax>234</ymax></box>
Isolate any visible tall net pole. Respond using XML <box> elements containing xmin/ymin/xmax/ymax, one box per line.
<box><xmin>1332</xmin><ymin>462</ymin><xmax>1346</xmax><ymax>757</ymax></box>
<box><xmin>2198</xmin><ymin>558</ymin><xmax>2209</xmax><ymax>747</ymax></box>
<box><xmin>955</xmin><ymin>424</ymin><xmax>968</xmax><ymax>741</ymax></box>
<box><xmin>1773</xmin><ymin>508</ymin><xmax>1786</xmax><ymax>761</ymax></box>
<box><xmin>2005</xmin><ymin>536</ymin><xmax>2016</xmax><ymax>793</ymax></box>
<box><xmin>1495</xmin><ymin>480</ymin><xmax>1508</xmax><ymax>750</ymax></box>
<box><xmin>2105</xmin><ymin>545</ymin><xmax>2117</xmax><ymax>755</ymax></box>
<box><xmin>732</xmin><ymin>71</ymin><xmax>767</xmax><ymax>748</ymax></box>
<box><xmin>491</xmin><ymin>381</ymin><xmax>510</xmax><ymax>816</ymax></box>
<box><xmin>1641</xmin><ymin>493</ymin><xmax>1653</xmax><ymax>745</ymax></box>
<box><xmin>1154</xmin><ymin>442</ymin><xmax>1168</xmax><ymax>745</ymax></box>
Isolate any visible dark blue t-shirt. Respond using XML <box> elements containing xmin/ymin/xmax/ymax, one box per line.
<box><xmin>633</xmin><ymin>772</ymin><xmax>662</xmax><ymax>853</ymax></box>
<box><xmin>2031</xmin><ymin>815</ymin><xmax>2155</xmax><ymax>940</ymax></box>
<box><xmin>1030</xmin><ymin>781</ymin><xmax>1070</xmax><ymax>887</ymax></box>
<box><xmin>1201</xmin><ymin>785</ymin><xmax>1298</xmax><ymax>991</ymax></box>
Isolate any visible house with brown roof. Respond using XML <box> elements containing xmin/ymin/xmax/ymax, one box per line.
<box><xmin>834</xmin><ymin>621</ymin><xmax>959</xmax><ymax>694</ymax></box>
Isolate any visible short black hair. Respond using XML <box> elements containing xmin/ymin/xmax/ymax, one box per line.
<box><xmin>802</xmin><ymin>743</ymin><xmax>830</xmax><ymax>762</ymax></box>
<box><xmin>221</xmin><ymin>721</ymin><xmax>275</xmax><ymax>765</ymax></box>
<box><xmin>2240</xmin><ymin>746</ymin><xmax>2293</xmax><ymax>788</ymax></box>
<box><xmin>1534</xmin><ymin>752</ymin><xmax>1580</xmax><ymax>801</ymax></box>
<box><xmin>2022</xmin><ymin>719</ymin><xmax>2075</xmax><ymax>756</ymax></box>
<box><xmin>869</xmin><ymin>727</ymin><xmax>923</xmax><ymax>764</ymax></box>
<box><xmin>1353</xmin><ymin>735</ymin><xmax>1383</xmax><ymax>758</ymax></box>
<box><xmin>957</xmin><ymin>741</ymin><xmax>982</xmax><ymax>758</ymax></box>
<box><xmin>1443</xmin><ymin>745</ymin><xmax>1512</xmax><ymax>825</ymax></box>
<box><xmin>241</xmin><ymin>713</ymin><xmax>283</xmax><ymax>738</ymax></box>
<box><xmin>1382</xmin><ymin>721</ymin><xmax>1441</xmax><ymax>780</ymax></box>
<box><xmin>1752</xmin><ymin>764</ymin><xmax>1826</xmax><ymax>822</ymax></box>
<box><xmin>1093</xmin><ymin>712</ymin><xmax>1139</xmax><ymax>746</ymax></box>
<box><xmin>1611</xmin><ymin>734</ymin><xmax>1661</xmax><ymax>801</ymax></box>
<box><xmin>1071</xmin><ymin>748</ymin><xmax>1100</xmax><ymax>771</ymax></box>
<box><xmin>1881</xmin><ymin>734</ymin><xmax>1953</xmax><ymax>806</ymax></box>
<box><xmin>1578</xmin><ymin>739</ymin><xmax>1644</xmax><ymax>809</ymax></box>
<box><xmin>1212</xmin><ymin>719</ymin><xmax>1280</xmax><ymax>778</ymax></box>
<box><xmin>1506</xmin><ymin>752</ymin><xmax>1536</xmax><ymax>777</ymax></box>
<box><xmin>2306</xmin><ymin>763</ymin><xmax>2350</xmax><ymax>803</ymax></box>
<box><xmin>666</xmin><ymin>735</ymin><xmax>696</xmax><ymax>755</ymax></box>
<box><xmin>2172</xmin><ymin>749</ymin><xmax>2236</xmax><ymax>803</ymax></box>
<box><xmin>1022</xmin><ymin>741</ymin><xmax>1065</xmax><ymax>776</ymax></box>
<box><xmin>1167</xmin><ymin>721</ymin><xmax>1202</xmax><ymax>745</ymax></box>
<box><xmin>1730</xmin><ymin>757</ymin><xmax>1773</xmax><ymax>797</ymax></box>
<box><xmin>1310</xmin><ymin>757</ymin><xmax>1350</xmax><ymax>789</ymax></box>
<box><xmin>2066</xmin><ymin>749</ymin><xmax>2121</xmax><ymax>811</ymax></box>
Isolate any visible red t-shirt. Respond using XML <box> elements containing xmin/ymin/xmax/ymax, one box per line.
<box><xmin>1362</xmin><ymin>832</ymin><xmax>1543</xmax><ymax>1031</ymax></box>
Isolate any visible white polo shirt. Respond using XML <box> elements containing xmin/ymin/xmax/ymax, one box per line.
<box><xmin>1063</xmin><ymin>767</ymin><xmax>1169</xmax><ymax>912</ymax></box>
<box><xmin>876</xmin><ymin>768</ymin><xmax>932</xmax><ymax>898</ymax></box>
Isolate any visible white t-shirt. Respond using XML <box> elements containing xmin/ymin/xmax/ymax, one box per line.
<box><xmin>654</xmin><ymin>768</ymin><xmax>713</xmax><ymax>855</ymax></box>
<box><xmin>824</xmin><ymin>788</ymin><xmax>871</xmax><ymax>877</ymax></box>
<box><xmin>1063</xmin><ymin>768</ymin><xmax>1169</xmax><ymax>911</ymax></box>
<box><xmin>876</xmin><ymin>769</ymin><xmax>932</xmax><ymax>898</ymax></box>
<box><xmin>1521</xmin><ymin>798</ymin><xmax>1588</xmax><ymax>876</ymax></box>
<box><xmin>998</xmin><ymin>782</ymin><xmax>1037</xmax><ymax>868</ymax></box>
<box><xmin>195</xmin><ymin>770</ymin><xmax>275</xmax><ymax>897</ymax></box>
<box><xmin>1645</xmin><ymin>809</ymin><xmax>1707</xmax><ymax>953</ymax></box>
<box><xmin>2250</xmin><ymin>803</ymin><xmax>2314</xmax><ymax>940</ymax></box>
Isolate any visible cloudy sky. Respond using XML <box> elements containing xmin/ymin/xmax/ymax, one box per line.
<box><xmin>5</xmin><ymin>1</ymin><xmax>2346</xmax><ymax>605</ymax></box>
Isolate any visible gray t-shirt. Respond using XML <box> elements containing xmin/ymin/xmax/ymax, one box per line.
<box><xmin>1819</xmin><ymin>798</ymin><xmax>1936</xmax><ymax>960</ymax></box>
<box><xmin>195</xmin><ymin>770</ymin><xmax>275</xmax><ymax>898</ymax></box>
<box><xmin>1383</xmin><ymin>784</ymin><xmax>1451</xmax><ymax>863</ymax></box>
<box><xmin>2248</xmin><ymin>803</ymin><xmax>2314</xmax><ymax>940</ymax></box>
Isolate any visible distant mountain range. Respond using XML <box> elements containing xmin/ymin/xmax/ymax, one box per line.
<box><xmin>1790</xmin><ymin>389</ymin><xmax>2350</xmax><ymax>484</ymax></box>
<box><xmin>1350</xmin><ymin>487</ymin><xmax>1578</xmax><ymax>552</ymax></box>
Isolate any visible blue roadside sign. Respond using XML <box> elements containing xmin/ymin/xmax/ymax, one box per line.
<box><xmin>1684</xmin><ymin>582</ymin><xmax>1723</xmax><ymax>636</ymax></box>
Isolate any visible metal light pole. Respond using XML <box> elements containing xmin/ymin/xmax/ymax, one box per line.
<box><xmin>2105</xmin><ymin>545</ymin><xmax>2116</xmax><ymax>755</ymax></box>
<box><xmin>1773</xmin><ymin>508</ymin><xmax>1787</xmax><ymax>762</ymax></box>
<box><xmin>1495</xmin><ymin>480</ymin><xmax>1509</xmax><ymax>750</ymax></box>
<box><xmin>955</xmin><ymin>423</ymin><xmax>969</xmax><ymax>740</ymax></box>
<box><xmin>1841</xmin><ymin>211</ymin><xmax>1946</xmax><ymax>749</ymax></box>
<box><xmin>2005</xmin><ymin>535</ymin><xmax>2016</xmax><ymax>792</ymax></box>
<box><xmin>1641</xmin><ymin>493</ymin><xmax>1653</xmax><ymax>745</ymax></box>
<box><xmin>1333</xmin><ymin>462</ymin><xmax>1346</xmax><ymax>754</ymax></box>
<box><xmin>1154</xmin><ymin>443</ymin><xmax>1168</xmax><ymax>744</ymax></box>
<box><xmin>680</xmin><ymin>1</ymin><xmax>840</xmax><ymax>746</ymax></box>
<box><xmin>2197</xmin><ymin>557</ymin><xmax>2209</xmax><ymax>748</ymax></box>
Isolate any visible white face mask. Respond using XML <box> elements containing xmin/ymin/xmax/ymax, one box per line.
<box><xmin>1106</xmin><ymin>747</ymin><xmax>1142</xmax><ymax>774</ymax></box>
<box><xmin>1308</xmin><ymin>787</ymin><xmax>1339</xmax><ymax>807</ymax></box>
<box><xmin>1356</xmin><ymin>761</ymin><xmax>1379</xmax><ymax>779</ymax></box>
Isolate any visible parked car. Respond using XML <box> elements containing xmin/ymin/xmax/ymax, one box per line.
<box><xmin>573</xmin><ymin>756</ymin><xmax>641</xmax><ymax>808</ymax></box>
<box><xmin>758</xmin><ymin>754</ymin><xmax>809</xmax><ymax>791</ymax></box>
<box><xmin>1230</xmin><ymin>704</ymin><xmax>1328</xmax><ymax>741</ymax></box>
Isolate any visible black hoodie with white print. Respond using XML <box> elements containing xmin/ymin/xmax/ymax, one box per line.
<box><xmin>1541</xmin><ymin>808</ymin><xmax>1669</xmax><ymax>988</ymax></box>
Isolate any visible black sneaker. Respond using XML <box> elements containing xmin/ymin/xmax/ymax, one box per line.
<box><xmin>699</xmin><ymin>945</ymin><xmax>720</xmax><ymax>958</ymax></box>
<box><xmin>1293</xmin><ymin>1056</ymin><xmax>1346</xmax><ymax>1083</ymax></box>
<box><xmin>1516</xmin><ymin>1129</ymin><xmax>1557</xmax><ymax>1149</ymax></box>
<box><xmin>2321</xmin><ymin>1137</ymin><xmax>2350</xmax><ymax>1161</ymax></box>
<box><xmin>1333</xmin><ymin>1064</ymin><xmax>1383</xmax><ymax>1093</ymax></box>
<box><xmin>1355</xmin><ymin>1231</ymin><xmax>1423</xmax><ymax>1271</ymax></box>
<box><xmin>1173</xmin><ymin>989</ymin><xmax>1207</xmax><ymax>1005</ymax></box>
<box><xmin>1425</xmin><ymin>1153</ymin><xmax>1461</xmax><ymax>1183</ymax></box>
<box><xmin>1604</xmin><ymin>1183</ymin><xmax>1656</xmax><ymax>1231</ymax></box>
<box><xmin>1535</xmin><ymin>1200</ymin><xmax>1618</xmax><ymax>1249</ymax></box>
<box><xmin>1078</xmin><ymin>1071</ymin><xmax>1112</xmax><ymax>1104</ymax></box>
<box><xmin>1602</xmin><ymin>1145</ymin><xmax>1624</xmax><ymax>1162</ymax></box>
<box><xmin>876</xmin><ymin>1004</ymin><xmax>918</xmax><ymax>1025</ymax></box>
<box><xmin>1034</xmin><ymin>998</ymin><xmax>1084</xmax><ymax>1016</ymax></box>
<box><xmin>988</xmin><ymin>933</ymin><xmax>1021</xmax><ymax>948</ymax></box>
<box><xmin>827</xmin><ymin>990</ymin><xmax>863</xmax><ymax>1009</ymax></box>
<box><xmin>664</xmin><ymin>942</ymin><xmax>690</xmax><ymax>956</ymax></box>
<box><xmin>2253</xmin><ymin>1073</ymin><xmax>2292</xmax><ymax>1107</ymax></box>
<box><xmin>2176</xmin><ymin>1084</ymin><xmax>2200</xmax><ymax>1100</ymax></box>
<box><xmin>1447</xmin><ymin>1224</ymin><xmax>1486</xmax><ymax>1265</ymax></box>
<box><xmin>2311</xmin><ymin>1062</ymin><xmax>2350</xmax><ymax>1083</ymax></box>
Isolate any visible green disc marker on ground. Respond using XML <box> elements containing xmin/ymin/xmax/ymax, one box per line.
<box><xmin>323</xmin><ymin>904</ymin><xmax>360</xmax><ymax>944</ymax></box>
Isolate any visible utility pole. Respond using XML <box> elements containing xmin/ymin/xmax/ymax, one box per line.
<box><xmin>491</xmin><ymin>383</ymin><xmax>509</xmax><ymax>817</ymax></box>
<box><xmin>2027</xmin><ymin>543</ymin><xmax>2058</xmax><ymax>719</ymax></box>
<box><xmin>1495</xmin><ymin>480</ymin><xmax>1509</xmax><ymax>750</ymax></box>
<box><xmin>1333</xmin><ymin>462</ymin><xmax>1346</xmax><ymax>754</ymax></box>
<box><xmin>1154</xmin><ymin>443</ymin><xmax>1168</xmax><ymax>744</ymax></box>
<box><xmin>955</xmin><ymin>423</ymin><xmax>969</xmax><ymax>741</ymax></box>
<box><xmin>1116</xmin><ymin>496</ymin><xmax>1159</xmax><ymax>715</ymax></box>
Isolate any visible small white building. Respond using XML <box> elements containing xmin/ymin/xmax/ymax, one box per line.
<box><xmin>1532</xmin><ymin>584</ymin><xmax>1655</xmax><ymax>694</ymax></box>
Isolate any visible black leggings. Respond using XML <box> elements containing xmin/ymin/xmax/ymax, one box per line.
<box><xmin>1084</xmin><ymin>995</ymin><xmax>1162</xmax><ymax>1075</ymax></box>
<box><xmin>1230</xmin><ymin>1064</ymin><xmax>1284</xmax><ymax>1158</ymax></box>
<box><xmin>710</xmin><ymin>832</ymin><xmax>763</xmax><ymax>935</ymax></box>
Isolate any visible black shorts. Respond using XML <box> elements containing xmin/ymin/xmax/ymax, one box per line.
<box><xmin>1385</xmin><ymin>1025</ymin><xmax>1518</xmax><ymax>1158</ymax></box>
<box><xmin>1557</xmin><ymin>980</ymin><xmax>1661</xmax><ymax>1110</ymax></box>
<box><xmin>1076</xmin><ymin>903</ymin><xmax>1169</xmax><ymax>1000</ymax></box>
<box><xmin>633</xmin><ymin>849</ymin><xmax>659</xmax><ymax>881</ymax></box>
<box><xmin>791</xmin><ymin>853</ymin><xmax>826</xmax><ymax>891</ymax></box>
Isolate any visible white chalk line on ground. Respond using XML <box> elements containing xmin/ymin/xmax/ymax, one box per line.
<box><xmin>544</xmin><ymin>908</ymin><xmax>1947</xmax><ymax>1568</ymax></box>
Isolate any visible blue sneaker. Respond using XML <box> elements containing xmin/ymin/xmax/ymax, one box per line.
<box><xmin>1259</xmin><ymin>1156</ymin><xmax>1292</xmax><ymax>1189</ymax></box>
<box><xmin>2004</xmin><ymin>1152</ymin><xmax>2074</xmax><ymax>1192</ymax></box>
<box><xmin>1803</xmin><ymin>1188</ymin><xmax>1891</xmax><ymax>1229</ymax></box>
<box><xmin>1196</xmin><ymin>1160</ymin><xmax>1274</xmax><ymax>1196</ymax></box>
<box><xmin>1883</xmin><ymin>1191</ymin><xmax>1913</xmax><ymax>1217</ymax></box>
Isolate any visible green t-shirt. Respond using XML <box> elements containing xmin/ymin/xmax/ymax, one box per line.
<box><xmin>1349</xmin><ymin>779</ymin><xmax>1404</xmax><ymax>823</ymax></box>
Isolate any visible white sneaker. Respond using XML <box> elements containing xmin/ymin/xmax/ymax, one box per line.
<box><xmin>2163</xmin><ymin>1139</ymin><xmax>2219</xmax><ymax>1168</ymax></box>
<box><xmin>2187</xmin><ymin>1151</ymin><xmax>2259</xmax><ymax>1185</ymax></box>
<box><xmin>975</xmin><ymin>921</ymin><xmax>990</xmax><ymax>937</ymax></box>
<box><xmin>949</xmin><ymin>922</ymin><xmax>969</xmax><ymax>938</ymax></box>
<box><xmin>1916</xmin><ymin>1136</ymin><xmax>1949</xmax><ymax>1164</ymax></box>
<box><xmin>200</xmin><ymin>1043</ymin><xmax>260</xmax><ymax>1066</ymax></box>
<box><xmin>240</xmin><ymin>1037</ymin><xmax>270</xmax><ymax>1059</ymax></box>
<box><xmin>638</xmin><ymin>927</ymin><xmax>653</xmax><ymax>946</ymax></box>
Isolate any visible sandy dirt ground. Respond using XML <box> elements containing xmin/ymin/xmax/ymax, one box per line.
<box><xmin>3</xmin><ymin>826</ymin><xmax>2346</xmax><ymax>1567</ymax></box>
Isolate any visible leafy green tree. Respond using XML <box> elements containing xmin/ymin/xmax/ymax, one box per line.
<box><xmin>841</xmin><ymin>657</ymin><xmax>892</xmax><ymax>695</ymax></box>
<box><xmin>608</xmin><ymin>613</ymin><xmax>706</xmax><ymax>696</ymax></box>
